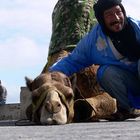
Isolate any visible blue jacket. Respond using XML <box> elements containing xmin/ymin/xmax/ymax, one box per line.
<box><xmin>49</xmin><ymin>17</ymin><xmax>140</xmax><ymax>77</ymax></box>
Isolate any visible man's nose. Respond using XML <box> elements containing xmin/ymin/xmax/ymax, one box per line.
<box><xmin>114</xmin><ymin>13</ymin><xmax>120</xmax><ymax>20</ymax></box>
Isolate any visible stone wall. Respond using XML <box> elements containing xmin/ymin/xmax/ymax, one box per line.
<box><xmin>0</xmin><ymin>87</ymin><xmax>31</xmax><ymax>120</ymax></box>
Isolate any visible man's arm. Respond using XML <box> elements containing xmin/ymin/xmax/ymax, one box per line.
<box><xmin>49</xmin><ymin>34</ymin><xmax>93</xmax><ymax>76</ymax></box>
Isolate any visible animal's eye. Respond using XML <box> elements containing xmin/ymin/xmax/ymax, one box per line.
<box><xmin>57</xmin><ymin>102</ymin><xmax>61</xmax><ymax>108</ymax></box>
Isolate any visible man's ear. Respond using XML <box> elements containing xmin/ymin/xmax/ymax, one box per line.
<box><xmin>25</xmin><ymin>76</ymin><xmax>33</xmax><ymax>91</ymax></box>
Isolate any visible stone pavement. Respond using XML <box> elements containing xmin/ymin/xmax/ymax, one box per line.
<box><xmin>0</xmin><ymin>117</ymin><xmax>140</xmax><ymax>140</ymax></box>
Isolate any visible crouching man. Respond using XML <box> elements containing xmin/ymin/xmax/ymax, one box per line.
<box><xmin>49</xmin><ymin>0</ymin><xmax>140</xmax><ymax>119</ymax></box>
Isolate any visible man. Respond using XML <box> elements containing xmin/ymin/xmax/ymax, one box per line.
<box><xmin>0</xmin><ymin>80</ymin><xmax>7</xmax><ymax>104</ymax></box>
<box><xmin>49</xmin><ymin>0</ymin><xmax>140</xmax><ymax>118</ymax></box>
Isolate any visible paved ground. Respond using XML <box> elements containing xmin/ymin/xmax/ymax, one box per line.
<box><xmin>0</xmin><ymin>118</ymin><xmax>140</xmax><ymax>140</ymax></box>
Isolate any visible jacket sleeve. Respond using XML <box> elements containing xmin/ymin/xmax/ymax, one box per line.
<box><xmin>49</xmin><ymin>33</ymin><xmax>93</xmax><ymax>76</ymax></box>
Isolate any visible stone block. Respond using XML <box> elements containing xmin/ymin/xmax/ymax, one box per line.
<box><xmin>0</xmin><ymin>87</ymin><xmax>31</xmax><ymax>121</ymax></box>
<box><xmin>20</xmin><ymin>87</ymin><xmax>32</xmax><ymax>119</ymax></box>
<box><xmin>0</xmin><ymin>103</ymin><xmax>20</xmax><ymax>120</ymax></box>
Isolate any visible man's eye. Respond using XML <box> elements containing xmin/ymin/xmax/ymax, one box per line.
<box><xmin>116</xmin><ymin>11</ymin><xmax>123</xmax><ymax>15</ymax></box>
<box><xmin>105</xmin><ymin>13</ymin><xmax>113</xmax><ymax>18</ymax></box>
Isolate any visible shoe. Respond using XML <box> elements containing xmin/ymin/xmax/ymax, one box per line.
<box><xmin>130</xmin><ymin>108</ymin><xmax>140</xmax><ymax>118</ymax></box>
<box><xmin>107</xmin><ymin>108</ymin><xmax>140</xmax><ymax>121</ymax></box>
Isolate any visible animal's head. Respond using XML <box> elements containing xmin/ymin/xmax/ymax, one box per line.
<box><xmin>25</xmin><ymin>72</ymin><xmax>74</xmax><ymax>125</ymax></box>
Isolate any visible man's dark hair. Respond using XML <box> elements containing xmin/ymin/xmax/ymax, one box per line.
<box><xmin>93</xmin><ymin>0</ymin><xmax>126</xmax><ymax>33</ymax></box>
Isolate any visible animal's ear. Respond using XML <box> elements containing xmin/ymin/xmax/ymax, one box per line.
<box><xmin>63</xmin><ymin>77</ymin><xmax>72</xmax><ymax>87</ymax></box>
<box><xmin>25</xmin><ymin>76</ymin><xmax>33</xmax><ymax>91</ymax></box>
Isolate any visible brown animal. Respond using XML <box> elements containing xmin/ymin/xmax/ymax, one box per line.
<box><xmin>25</xmin><ymin>67</ymin><xmax>117</xmax><ymax>124</ymax></box>
<box><xmin>25</xmin><ymin>72</ymin><xmax>74</xmax><ymax>125</ymax></box>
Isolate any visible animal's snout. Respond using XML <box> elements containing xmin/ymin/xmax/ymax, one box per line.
<box><xmin>45</xmin><ymin>100</ymin><xmax>61</xmax><ymax>113</ymax></box>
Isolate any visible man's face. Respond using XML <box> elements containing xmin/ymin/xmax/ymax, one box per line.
<box><xmin>103</xmin><ymin>5</ymin><xmax>125</xmax><ymax>32</ymax></box>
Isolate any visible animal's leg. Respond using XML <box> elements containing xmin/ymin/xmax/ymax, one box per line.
<box><xmin>73</xmin><ymin>93</ymin><xmax>117</xmax><ymax>122</ymax></box>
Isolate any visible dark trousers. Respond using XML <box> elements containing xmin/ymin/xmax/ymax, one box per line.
<box><xmin>97</xmin><ymin>63</ymin><xmax>140</xmax><ymax>112</ymax></box>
